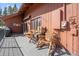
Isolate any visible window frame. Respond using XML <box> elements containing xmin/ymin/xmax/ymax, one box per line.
<box><xmin>31</xmin><ymin>16</ymin><xmax>42</xmax><ymax>31</ymax></box>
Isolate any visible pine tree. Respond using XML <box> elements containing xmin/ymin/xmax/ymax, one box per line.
<box><xmin>0</xmin><ymin>20</ymin><xmax>4</xmax><ymax>26</ymax></box>
<box><xmin>13</xmin><ymin>4</ymin><xmax>18</xmax><ymax>13</ymax></box>
<box><xmin>3</xmin><ymin>7</ymin><xmax>7</xmax><ymax>16</ymax></box>
<box><xmin>8</xmin><ymin>6</ymin><xmax>13</xmax><ymax>15</ymax></box>
<box><xmin>0</xmin><ymin>7</ymin><xmax>2</xmax><ymax>15</ymax></box>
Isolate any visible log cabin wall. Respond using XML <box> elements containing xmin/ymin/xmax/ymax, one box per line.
<box><xmin>3</xmin><ymin>14</ymin><xmax>23</xmax><ymax>33</ymax></box>
<box><xmin>23</xmin><ymin>3</ymin><xmax>79</xmax><ymax>55</ymax></box>
<box><xmin>62</xmin><ymin>3</ymin><xmax>79</xmax><ymax>55</ymax></box>
<box><xmin>24</xmin><ymin>3</ymin><xmax>63</xmax><ymax>32</ymax></box>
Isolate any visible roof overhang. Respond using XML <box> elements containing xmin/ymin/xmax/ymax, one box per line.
<box><xmin>1</xmin><ymin>12</ymin><xmax>21</xmax><ymax>21</ymax></box>
<box><xmin>18</xmin><ymin>3</ymin><xmax>34</xmax><ymax>14</ymax></box>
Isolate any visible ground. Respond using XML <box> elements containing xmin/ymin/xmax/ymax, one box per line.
<box><xmin>0</xmin><ymin>34</ymin><xmax>71</xmax><ymax>56</ymax></box>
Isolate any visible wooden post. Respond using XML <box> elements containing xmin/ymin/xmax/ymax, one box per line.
<box><xmin>63</xmin><ymin>3</ymin><xmax>66</xmax><ymax>21</ymax></box>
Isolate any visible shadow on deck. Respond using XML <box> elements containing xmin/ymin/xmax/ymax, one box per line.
<box><xmin>0</xmin><ymin>33</ymin><xmax>71</xmax><ymax>56</ymax></box>
<box><xmin>0</xmin><ymin>37</ymin><xmax>24</xmax><ymax>56</ymax></box>
<box><xmin>13</xmin><ymin>34</ymin><xmax>71</xmax><ymax>56</ymax></box>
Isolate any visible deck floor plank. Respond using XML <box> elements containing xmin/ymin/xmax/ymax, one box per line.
<box><xmin>0</xmin><ymin>37</ymin><xmax>22</xmax><ymax>56</ymax></box>
<box><xmin>0</xmin><ymin>48</ymin><xmax>5</xmax><ymax>56</ymax></box>
<box><xmin>8</xmin><ymin>48</ymin><xmax>14</xmax><ymax>56</ymax></box>
<box><xmin>4</xmin><ymin>48</ymin><xmax>9</xmax><ymax>56</ymax></box>
<box><xmin>16</xmin><ymin>48</ymin><xmax>22</xmax><ymax>56</ymax></box>
<box><xmin>13</xmin><ymin>48</ymin><xmax>19</xmax><ymax>56</ymax></box>
<box><xmin>0</xmin><ymin>38</ymin><xmax>4</xmax><ymax>47</ymax></box>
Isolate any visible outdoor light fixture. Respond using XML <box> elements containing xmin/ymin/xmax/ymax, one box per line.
<box><xmin>61</xmin><ymin>20</ymin><xmax>68</xmax><ymax>30</ymax></box>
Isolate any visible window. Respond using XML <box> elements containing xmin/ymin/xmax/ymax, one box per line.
<box><xmin>31</xmin><ymin>17</ymin><xmax>41</xmax><ymax>31</ymax></box>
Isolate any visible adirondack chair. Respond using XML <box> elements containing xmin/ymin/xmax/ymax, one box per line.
<box><xmin>36</xmin><ymin>29</ymin><xmax>60</xmax><ymax>56</ymax></box>
<box><xmin>24</xmin><ymin>30</ymin><xmax>35</xmax><ymax>43</ymax></box>
<box><xmin>47</xmin><ymin>32</ymin><xmax>59</xmax><ymax>56</ymax></box>
<box><xmin>36</xmin><ymin>27</ymin><xmax>48</xmax><ymax>48</ymax></box>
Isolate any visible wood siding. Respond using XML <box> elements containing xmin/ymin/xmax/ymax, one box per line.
<box><xmin>23</xmin><ymin>3</ymin><xmax>79</xmax><ymax>55</ymax></box>
<box><xmin>4</xmin><ymin>14</ymin><xmax>23</xmax><ymax>33</ymax></box>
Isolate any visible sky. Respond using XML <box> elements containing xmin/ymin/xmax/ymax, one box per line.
<box><xmin>0</xmin><ymin>3</ymin><xmax>22</xmax><ymax>10</ymax></box>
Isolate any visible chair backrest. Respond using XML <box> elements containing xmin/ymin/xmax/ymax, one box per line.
<box><xmin>40</xmin><ymin>27</ymin><xmax>47</xmax><ymax>35</ymax></box>
<box><xmin>45</xmin><ymin>29</ymin><xmax>59</xmax><ymax>42</ymax></box>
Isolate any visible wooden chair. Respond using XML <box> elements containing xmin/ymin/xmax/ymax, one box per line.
<box><xmin>47</xmin><ymin>32</ymin><xmax>59</xmax><ymax>56</ymax></box>
<box><xmin>36</xmin><ymin>27</ymin><xmax>48</xmax><ymax>48</ymax></box>
<box><xmin>24</xmin><ymin>30</ymin><xmax>35</xmax><ymax>43</ymax></box>
<box><xmin>36</xmin><ymin>30</ymin><xmax>60</xmax><ymax>56</ymax></box>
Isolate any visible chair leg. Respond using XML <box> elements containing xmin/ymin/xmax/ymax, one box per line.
<box><xmin>29</xmin><ymin>39</ymin><xmax>32</xmax><ymax>43</ymax></box>
<box><xmin>48</xmin><ymin>43</ymin><xmax>56</xmax><ymax>56</ymax></box>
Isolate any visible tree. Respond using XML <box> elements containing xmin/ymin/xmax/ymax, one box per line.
<box><xmin>3</xmin><ymin>7</ymin><xmax>7</xmax><ymax>16</ymax></box>
<box><xmin>13</xmin><ymin>4</ymin><xmax>18</xmax><ymax>13</ymax></box>
<box><xmin>0</xmin><ymin>7</ymin><xmax>2</xmax><ymax>15</ymax></box>
<box><xmin>0</xmin><ymin>19</ymin><xmax>4</xmax><ymax>26</ymax></box>
<box><xmin>8</xmin><ymin>6</ymin><xmax>13</xmax><ymax>15</ymax></box>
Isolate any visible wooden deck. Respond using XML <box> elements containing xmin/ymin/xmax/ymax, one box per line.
<box><xmin>0</xmin><ymin>37</ymin><xmax>23</xmax><ymax>56</ymax></box>
<box><xmin>0</xmin><ymin>34</ymin><xmax>71</xmax><ymax>56</ymax></box>
<box><xmin>15</xmin><ymin>36</ymin><xmax>71</xmax><ymax>56</ymax></box>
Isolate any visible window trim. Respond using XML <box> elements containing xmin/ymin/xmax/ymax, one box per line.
<box><xmin>31</xmin><ymin>16</ymin><xmax>42</xmax><ymax>30</ymax></box>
